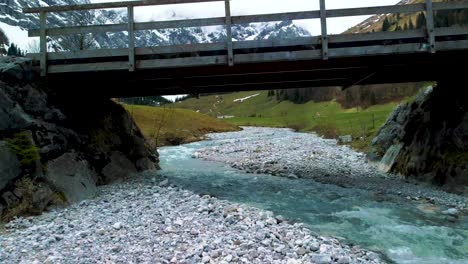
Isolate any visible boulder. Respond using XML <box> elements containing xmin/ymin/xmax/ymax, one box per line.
<box><xmin>377</xmin><ymin>143</ymin><xmax>403</xmax><ymax>173</ymax></box>
<box><xmin>0</xmin><ymin>57</ymin><xmax>34</xmax><ymax>83</ymax></box>
<box><xmin>135</xmin><ymin>157</ymin><xmax>156</xmax><ymax>171</ymax></box>
<box><xmin>44</xmin><ymin>108</ymin><xmax>66</xmax><ymax>122</ymax></box>
<box><xmin>20</xmin><ymin>84</ymin><xmax>49</xmax><ymax>116</ymax></box>
<box><xmin>33</xmin><ymin>121</ymin><xmax>80</xmax><ymax>161</ymax></box>
<box><xmin>0</xmin><ymin>141</ymin><xmax>21</xmax><ymax>190</ymax></box>
<box><xmin>44</xmin><ymin>152</ymin><xmax>98</xmax><ymax>203</ymax></box>
<box><xmin>338</xmin><ymin>135</ymin><xmax>352</xmax><ymax>144</ymax></box>
<box><xmin>29</xmin><ymin>183</ymin><xmax>54</xmax><ymax>215</ymax></box>
<box><xmin>101</xmin><ymin>151</ymin><xmax>137</xmax><ymax>183</ymax></box>
<box><xmin>2</xmin><ymin>191</ymin><xmax>19</xmax><ymax>208</ymax></box>
<box><xmin>369</xmin><ymin>103</ymin><xmax>411</xmax><ymax>161</ymax></box>
<box><xmin>0</xmin><ymin>86</ymin><xmax>32</xmax><ymax>131</ymax></box>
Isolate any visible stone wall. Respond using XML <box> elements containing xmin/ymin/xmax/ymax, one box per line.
<box><xmin>369</xmin><ymin>81</ymin><xmax>468</xmax><ymax>194</ymax></box>
<box><xmin>0</xmin><ymin>57</ymin><xmax>159</xmax><ymax>220</ymax></box>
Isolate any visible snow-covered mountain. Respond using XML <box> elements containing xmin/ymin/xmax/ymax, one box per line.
<box><xmin>0</xmin><ymin>0</ymin><xmax>310</xmax><ymax>52</ymax></box>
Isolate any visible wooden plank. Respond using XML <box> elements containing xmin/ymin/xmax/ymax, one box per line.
<box><xmin>232</xmin><ymin>11</ymin><xmax>320</xmax><ymax>24</ymax></box>
<box><xmin>135</xmin><ymin>17</ymin><xmax>225</xmax><ymax>30</ymax></box>
<box><xmin>30</xmin><ymin>18</ymin><xmax>224</xmax><ymax>37</ymax></box>
<box><xmin>136</xmin><ymin>42</ymin><xmax>226</xmax><ymax>55</ymax></box>
<box><xmin>128</xmin><ymin>6</ymin><xmax>135</xmax><ymax>71</ymax></box>
<box><xmin>235</xmin><ymin>50</ymin><xmax>322</xmax><ymax>63</ymax></box>
<box><xmin>425</xmin><ymin>0</ymin><xmax>436</xmax><ymax>53</ymax></box>
<box><xmin>233</xmin><ymin>37</ymin><xmax>320</xmax><ymax>49</ymax></box>
<box><xmin>23</xmin><ymin>0</ymin><xmax>222</xmax><ymax>13</ymax></box>
<box><xmin>137</xmin><ymin>55</ymin><xmax>227</xmax><ymax>69</ymax></box>
<box><xmin>435</xmin><ymin>25</ymin><xmax>468</xmax><ymax>36</ymax></box>
<box><xmin>30</xmin><ymin>17</ymin><xmax>225</xmax><ymax>37</ymax></box>
<box><xmin>328</xmin><ymin>43</ymin><xmax>423</xmax><ymax>58</ymax></box>
<box><xmin>27</xmin><ymin>48</ymin><xmax>127</xmax><ymax>60</ymax></box>
<box><xmin>39</xmin><ymin>39</ymin><xmax>468</xmax><ymax>74</ymax></box>
<box><xmin>433</xmin><ymin>1</ymin><xmax>468</xmax><ymax>11</ymax></box>
<box><xmin>329</xmin><ymin>29</ymin><xmax>425</xmax><ymax>43</ymax></box>
<box><xmin>327</xmin><ymin>4</ymin><xmax>425</xmax><ymax>18</ymax></box>
<box><xmin>48</xmin><ymin>61</ymin><xmax>129</xmax><ymax>73</ymax></box>
<box><xmin>23</xmin><ymin>0</ymin><xmax>467</xmax><ymax>18</ymax></box>
<box><xmin>225</xmin><ymin>0</ymin><xmax>233</xmax><ymax>66</ymax></box>
<box><xmin>436</xmin><ymin>39</ymin><xmax>468</xmax><ymax>51</ymax></box>
<box><xmin>320</xmin><ymin>0</ymin><xmax>328</xmax><ymax>60</ymax></box>
<box><xmin>40</xmin><ymin>11</ymin><xmax>47</xmax><ymax>77</ymax></box>
<box><xmin>193</xmin><ymin>78</ymin><xmax>347</xmax><ymax>89</ymax></box>
<box><xmin>29</xmin><ymin>43</ymin><xmax>227</xmax><ymax>61</ymax></box>
<box><xmin>29</xmin><ymin>24</ymin><xmax>127</xmax><ymax>37</ymax></box>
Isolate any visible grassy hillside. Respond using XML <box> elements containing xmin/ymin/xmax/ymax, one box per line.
<box><xmin>175</xmin><ymin>90</ymin><xmax>420</xmax><ymax>151</ymax></box>
<box><xmin>346</xmin><ymin>0</ymin><xmax>456</xmax><ymax>34</ymax></box>
<box><xmin>124</xmin><ymin>105</ymin><xmax>239</xmax><ymax>147</ymax></box>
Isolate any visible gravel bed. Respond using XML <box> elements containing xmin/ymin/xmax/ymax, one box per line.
<box><xmin>194</xmin><ymin>127</ymin><xmax>467</xmax><ymax>211</ymax></box>
<box><xmin>0</xmin><ymin>175</ymin><xmax>382</xmax><ymax>264</ymax></box>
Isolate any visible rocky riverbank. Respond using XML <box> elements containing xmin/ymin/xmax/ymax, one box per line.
<box><xmin>194</xmin><ymin>127</ymin><xmax>467</xmax><ymax>213</ymax></box>
<box><xmin>369</xmin><ymin>84</ymin><xmax>468</xmax><ymax>195</ymax></box>
<box><xmin>0</xmin><ymin>57</ymin><xmax>158</xmax><ymax>220</ymax></box>
<box><xmin>0</xmin><ymin>174</ymin><xmax>383</xmax><ymax>264</ymax></box>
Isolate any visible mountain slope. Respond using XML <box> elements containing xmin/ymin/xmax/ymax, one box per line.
<box><xmin>345</xmin><ymin>0</ymin><xmax>466</xmax><ymax>33</ymax></box>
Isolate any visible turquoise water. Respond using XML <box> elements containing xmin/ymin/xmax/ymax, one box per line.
<box><xmin>159</xmin><ymin>141</ymin><xmax>468</xmax><ymax>264</ymax></box>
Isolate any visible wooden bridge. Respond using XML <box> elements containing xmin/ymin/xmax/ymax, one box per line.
<box><xmin>23</xmin><ymin>0</ymin><xmax>468</xmax><ymax>97</ymax></box>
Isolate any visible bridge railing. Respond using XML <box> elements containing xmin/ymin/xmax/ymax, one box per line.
<box><xmin>23</xmin><ymin>0</ymin><xmax>468</xmax><ymax>76</ymax></box>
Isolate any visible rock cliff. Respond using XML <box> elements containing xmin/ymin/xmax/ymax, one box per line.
<box><xmin>0</xmin><ymin>57</ymin><xmax>158</xmax><ymax>221</ymax></box>
<box><xmin>370</xmin><ymin>82</ymin><xmax>468</xmax><ymax>194</ymax></box>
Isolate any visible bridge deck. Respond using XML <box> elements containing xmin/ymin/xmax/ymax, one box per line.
<box><xmin>22</xmin><ymin>0</ymin><xmax>468</xmax><ymax>96</ymax></box>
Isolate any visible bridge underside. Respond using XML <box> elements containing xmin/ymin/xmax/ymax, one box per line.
<box><xmin>44</xmin><ymin>49</ymin><xmax>467</xmax><ymax>98</ymax></box>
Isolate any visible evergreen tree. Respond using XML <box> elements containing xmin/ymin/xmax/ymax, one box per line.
<box><xmin>0</xmin><ymin>28</ymin><xmax>8</xmax><ymax>55</ymax></box>
<box><xmin>7</xmin><ymin>43</ymin><xmax>23</xmax><ymax>56</ymax></box>
<box><xmin>382</xmin><ymin>17</ymin><xmax>391</xmax><ymax>31</ymax></box>
<box><xmin>416</xmin><ymin>12</ymin><xmax>426</xmax><ymax>29</ymax></box>
<box><xmin>408</xmin><ymin>19</ymin><xmax>415</xmax><ymax>30</ymax></box>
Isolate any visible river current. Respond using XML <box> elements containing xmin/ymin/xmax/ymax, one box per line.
<box><xmin>158</xmin><ymin>129</ymin><xmax>467</xmax><ymax>264</ymax></box>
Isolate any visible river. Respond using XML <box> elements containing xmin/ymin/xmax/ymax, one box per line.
<box><xmin>158</xmin><ymin>129</ymin><xmax>468</xmax><ymax>264</ymax></box>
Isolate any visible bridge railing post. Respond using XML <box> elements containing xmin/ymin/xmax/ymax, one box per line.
<box><xmin>39</xmin><ymin>11</ymin><xmax>47</xmax><ymax>76</ymax></box>
<box><xmin>425</xmin><ymin>0</ymin><xmax>436</xmax><ymax>53</ymax></box>
<box><xmin>224</xmin><ymin>0</ymin><xmax>234</xmax><ymax>66</ymax></box>
<box><xmin>128</xmin><ymin>5</ymin><xmax>136</xmax><ymax>71</ymax></box>
<box><xmin>319</xmin><ymin>0</ymin><xmax>328</xmax><ymax>60</ymax></box>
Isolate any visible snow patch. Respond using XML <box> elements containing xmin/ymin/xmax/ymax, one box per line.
<box><xmin>233</xmin><ymin>93</ymin><xmax>260</xmax><ymax>103</ymax></box>
<box><xmin>0</xmin><ymin>21</ymin><xmax>35</xmax><ymax>50</ymax></box>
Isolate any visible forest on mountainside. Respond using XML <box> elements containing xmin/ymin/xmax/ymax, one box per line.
<box><xmin>0</xmin><ymin>28</ymin><xmax>8</xmax><ymax>55</ymax></box>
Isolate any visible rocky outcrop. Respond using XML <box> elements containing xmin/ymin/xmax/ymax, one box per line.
<box><xmin>370</xmin><ymin>83</ymin><xmax>468</xmax><ymax>194</ymax></box>
<box><xmin>0</xmin><ymin>57</ymin><xmax>159</xmax><ymax>221</ymax></box>
<box><xmin>0</xmin><ymin>141</ymin><xmax>21</xmax><ymax>190</ymax></box>
<box><xmin>44</xmin><ymin>152</ymin><xmax>98</xmax><ymax>203</ymax></box>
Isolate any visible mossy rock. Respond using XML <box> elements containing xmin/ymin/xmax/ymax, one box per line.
<box><xmin>5</xmin><ymin>131</ymin><xmax>39</xmax><ymax>172</ymax></box>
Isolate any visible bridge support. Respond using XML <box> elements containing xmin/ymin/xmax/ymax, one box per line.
<box><xmin>319</xmin><ymin>0</ymin><xmax>328</xmax><ymax>60</ymax></box>
<box><xmin>40</xmin><ymin>11</ymin><xmax>47</xmax><ymax>77</ymax></box>
<box><xmin>425</xmin><ymin>0</ymin><xmax>436</xmax><ymax>53</ymax></box>
<box><xmin>225</xmin><ymin>0</ymin><xmax>234</xmax><ymax>66</ymax></box>
<box><xmin>128</xmin><ymin>6</ymin><xmax>135</xmax><ymax>71</ymax></box>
